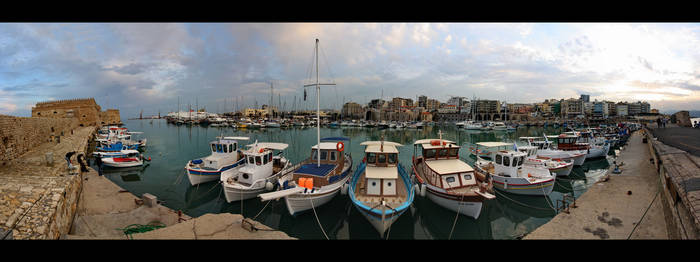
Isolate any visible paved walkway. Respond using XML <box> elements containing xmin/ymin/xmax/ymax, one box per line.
<box><xmin>525</xmin><ymin>130</ymin><xmax>668</xmax><ymax>239</ymax></box>
<box><xmin>649</xmin><ymin>125</ymin><xmax>700</xmax><ymax>157</ymax></box>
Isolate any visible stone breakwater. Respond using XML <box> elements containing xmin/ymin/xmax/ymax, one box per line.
<box><xmin>0</xmin><ymin>123</ymin><xmax>94</xmax><ymax>239</ymax></box>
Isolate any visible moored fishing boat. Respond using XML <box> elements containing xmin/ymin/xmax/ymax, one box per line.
<box><xmin>515</xmin><ymin>144</ymin><xmax>573</xmax><ymax>177</ymax></box>
<box><xmin>220</xmin><ymin>142</ymin><xmax>291</xmax><ymax>202</ymax></box>
<box><xmin>350</xmin><ymin>139</ymin><xmax>413</xmax><ymax>237</ymax></box>
<box><xmin>412</xmin><ymin>134</ymin><xmax>495</xmax><ymax>219</ymax></box>
<box><xmin>474</xmin><ymin>150</ymin><xmax>555</xmax><ymax>196</ymax></box>
<box><xmin>102</xmin><ymin>150</ymin><xmax>146</xmax><ymax>168</ymax></box>
<box><xmin>185</xmin><ymin>136</ymin><xmax>249</xmax><ymax>186</ymax></box>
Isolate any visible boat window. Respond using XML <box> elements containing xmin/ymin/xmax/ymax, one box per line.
<box><xmin>329</xmin><ymin>151</ymin><xmax>336</xmax><ymax>161</ymax></box>
<box><xmin>438</xmin><ymin>149</ymin><xmax>448</xmax><ymax>158</ymax></box>
<box><xmin>446</xmin><ymin>176</ymin><xmax>456</xmax><ymax>183</ymax></box>
<box><xmin>229</xmin><ymin>144</ymin><xmax>234</xmax><ymax>153</ymax></box>
<box><xmin>269</xmin><ymin>153</ymin><xmax>273</xmax><ymax>162</ymax></box>
<box><xmin>496</xmin><ymin>154</ymin><xmax>502</xmax><ymax>165</ymax></box>
<box><xmin>211</xmin><ymin>144</ymin><xmax>216</xmax><ymax>152</ymax></box>
<box><xmin>248</xmin><ymin>156</ymin><xmax>254</xmax><ymax>164</ymax></box>
<box><xmin>263</xmin><ymin>153</ymin><xmax>268</xmax><ymax>165</ymax></box>
<box><xmin>388</xmin><ymin>154</ymin><xmax>397</xmax><ymax>164</ymax></box>
<box><xmin>320</xmin><ymin>150</ymin><xmax>327</xmax><ymax>160</ymax></box>
<box><xmin>256</xmin><ymin>156</ymin><xmax>262</xmax><ymax>166</ymax></box>
<box><xmin>425</xmin><ymin>149</ymin><xmax>436</xmax><ymax>158</ymax></box>
<box><xmin>217</xmin><ymin>144</ymin><xmax>222</xmax><ymax>153</ymax></box>
<box><xmin>449</xmin><ymin>148</ymin><xmax>458</xmax><ymax>157</ymax></box>
<box><xmin>378</xmin><ymin>154</ymin><xmax>386</xmax><ymax>163</ymax></box>
<box><xmin>503</xmin><ymin>156</ymin><xmax>510</xmax><ymax>167</ymax></box>
<box><xmin>367</xmin><ymin>153</ymin><xmax>376</xmax><ymax>164</ymax></box>
<box><xmin>312</xmin><ymin>149</ymin><xmax>318</xmax><ymax>160</ymax></box>
<box><xmin>223</xmin><ymin>144</ymin><xmax>228</xmax><ymax>153</ymax></box>
<box><xmin>463</xmin><ymin>173</ymin><xmax>472</xmax><ymax>181</ymax></box>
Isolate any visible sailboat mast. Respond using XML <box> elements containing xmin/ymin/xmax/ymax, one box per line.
<box><xmin>316</xmin><ymin>39</ymin><xmax>320</xmax><ymax>167</ymax></box>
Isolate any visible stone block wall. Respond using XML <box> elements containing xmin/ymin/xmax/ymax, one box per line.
<box><xmin>0</xmin><ymin>114</ymin><xmax>79</xmax><ymax>163</ymax></box>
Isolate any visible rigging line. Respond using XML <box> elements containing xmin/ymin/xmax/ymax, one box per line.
<box><xmin>310</xmin><ymin>198</ymin><xmax>330</xmax><ymax>240</ymax></box>
<box><xmin>493</xmin><ymin>190</ymin><xmax>555</xmax><ymax>212</ymax></box>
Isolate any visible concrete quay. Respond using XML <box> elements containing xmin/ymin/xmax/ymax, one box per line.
<box><xmin>525</xmin><ymin>130</ymin><xmax>669</xmax><ymax>239</ymax></box>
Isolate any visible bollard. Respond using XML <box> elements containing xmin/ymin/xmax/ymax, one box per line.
<box><xmin>142</xmin><ymin>193</ymin><xmax>158</xmax><ymax>207</ymax></box>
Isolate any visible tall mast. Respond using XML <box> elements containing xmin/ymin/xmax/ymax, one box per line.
<box><xmin>303</xmin><ymin>39</ymin><xmax>335</xmax><ymax>167</ymax></box>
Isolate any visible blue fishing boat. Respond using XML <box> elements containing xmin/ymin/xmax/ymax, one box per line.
<box><xmin>349</xmin><ymin>139</ymin><xmax>413</xmax><ymax>238</ymax></box>
<box><xmin>185</xmin><ymin>136</ymin><xmax>249</xmax><ymax>186</ymax></box>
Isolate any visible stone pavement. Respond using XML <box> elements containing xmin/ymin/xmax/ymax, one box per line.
<box><xmin>649</xmin><ymin>125</ymin><xmax>700</xmax><ymax>157</ymax></box>
<box><xmin>1</xmin><ymin>126</ymin><xmax>94</xmax><ymax>239</ymax></box>
<box><xmin>525</xmin><ymin>130</ymin><xmax>669</xmax><ymax>239</ymax></box>
<box><xmin>131</xmin><ymin>213</ymin><xmax>296</xmax><ymax>240</ymax></box>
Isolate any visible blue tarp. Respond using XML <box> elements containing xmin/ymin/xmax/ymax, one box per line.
<box><xmin>296</xmin><ymin>164</ymin><xmax>336</xmax><ymax>177</ymax></box>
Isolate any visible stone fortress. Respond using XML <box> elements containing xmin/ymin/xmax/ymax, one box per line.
<box><xmin>31</xmin><ymin>98</ymin><xmax>121</xmax><ymax>127</ymax></box>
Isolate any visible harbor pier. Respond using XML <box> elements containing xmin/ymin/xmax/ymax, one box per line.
<box><xmin>525</xmin><ymin>129</ymin><xmax>669</xmax><ymax>239</ymax></box>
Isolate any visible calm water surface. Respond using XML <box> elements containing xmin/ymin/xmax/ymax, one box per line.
<box><xmin>94</xmin><ymin>119</ymin><xmax>611</xmax><ymax>239</ymax></box>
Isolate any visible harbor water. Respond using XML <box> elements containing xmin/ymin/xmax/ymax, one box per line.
<box><xmin>93</xmin><ymin>119</ymin><xmax>612</xmax><ymax>239</ymax></box>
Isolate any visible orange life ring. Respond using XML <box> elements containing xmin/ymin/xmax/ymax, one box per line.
<box><xmin>336</xmin><ymin>141</ymin><xmax>344</xmax><ymax>152</ymax></box>
<box><xmin>259</xmin><ymin>148</ymin><xmax>265</xmax><ymax>153</ymax></box>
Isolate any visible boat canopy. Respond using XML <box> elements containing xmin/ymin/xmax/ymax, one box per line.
<box><xmin>360</xmin><ymin>141</ymin><xmax>403</xmax><ymax>147</ymax></box>
<box><xmin>246</xmin><ymin>142</ymin><xmax>289</xmax><ymax>151</ymax></box>
<box><xmin>312</xmin><ymin>142</ymin><xmax>342</xmax><ymax>150</ymax></box>
<box><xmin>413</xmin><ymin>139</ymin><xmax>456</xmax><ymax>145</ymax></box>
<box><xmin>221</xmin><ymin>136</ymin><xmax>250</xmax><ymax>141</ymax></box>
<box><xmin>476</xmin><ymin>142</ymin><xmax>512</xmax><ymax>148</ymax></box>
<box><xmin>425</xmin><ymin>159</ymin><xmax>473</xmax><ymax>174</ymax></box>
<box><xmin>365</xmin><ymin>144</ymin><xmax>399</xmax><ymax>153</ymax></box>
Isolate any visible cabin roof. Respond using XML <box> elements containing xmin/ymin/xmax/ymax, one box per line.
<box><xmin>425</xmin><ymin>159</ymin><xmax>473</xmax><ymax>174</ymax></box>
<box><xmin>365</xmin><ymin>144</ymin><xmax>399</xmax><ymax>153</ymax></box>
<box><xmin>365</xmin><ymin>166</ymin><xmax>398</xmax><ymax>179</ymax></box>
<box><xmin>414</xmin><ymin>139</ymin><xmax>456</xmax><ymax>145</ymax></box>
<box><xmin>311</xmin><ymin>142</ymin><xmax>341</xmax><ymax>150</ymax></box>
<box><xmin>246</xmin><ymin>142</ymin><xmax>288</xmax><ymax>151</ymax></box>
<box><xmin>476</xmin><ymin>142</ymin><xmax>512</xmax><ymax>148</ymax></box>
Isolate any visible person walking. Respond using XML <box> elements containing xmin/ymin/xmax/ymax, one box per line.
<box><xmin>95</xmin><ymin>156</ymin><xmax>103</xmax><ymax>176</ymax></box>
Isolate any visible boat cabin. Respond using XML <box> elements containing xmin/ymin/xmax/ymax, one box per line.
<box><xmin>413</xmin><ymin>139</ymin><xmax>477</xmax><ymax>190</ymax></box>
<box><xmin>236</xmin><ymin>142</ymin><xmax>288</xmax><ymax>185</ymax></box>
<box><xmin>555</xmin><ymin>134</ymin><xmax>589</xmax><ymax>151</ymax></box>
<box><xmin>492</xmin><ymin>150</ymin><xmax>527</xmax><ymax>178</ymax></box>
<box><xmin>196</xmin><ymin>137</ymin><xmax>248</xmax><ymax>170</ymax></box>
<box><xmin>471</xmin><ymin>142</ymin><xmax>512</xmax><ymax>159</ymax></box>
<box><xmin>516</xmin><ymin>145</ymin><xmax>538</xmax><ymax>157</ymax></box>
<box><xmin>292</xmin><ymin>142</ymin><xmax>347</xmax><ymax>188</ymax></box>
<box><xmin>362</xmin><ymin>141</ymin><xmax>401</xmax><ymax>196</ymax></box>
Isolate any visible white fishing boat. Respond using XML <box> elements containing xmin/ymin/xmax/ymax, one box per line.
<box><xmin>465</xmin><ymin>121</ymin><xmax>482</xmax><ymax>130</ymax></box>
<box><xmin>515</xmin><ymin>144</ymin><xmax>574</xmax><ymax>177</ymax></box>
<box><xmin>350</xmin><ymin>139</ymin><xmax>413</xmax><ymax>237</ymax></box>
<box><xmin>469</xmin><ymin>141</ymin><xmax>512</xmax><ymax>160</ymax></box>
<box><xmin>522</xmin><ymin>135</ymin><xmax>586</xmax><ymax>166</ymax></box>
<box><xmin>474</xmin><ymin>150</ymin><xmax>555</xmax><ymax>196</ymax></box>
<box><xmin>412</xmin><ymin>133</ymin><xmax>495</xmax><ymax>219</ymax></box>
<box><xmin>492</xmin><ymin>122</ymin><xmax>507</xmax><ymax>131</ymax></box>
<box><xmin>185</xmin><ymin>136</ymin><xmax>249</xmax><ymax>186</ymax></box>
<box><xmin>455</xmin><ymin>121</ymin><xmax>466</xmax><ymax>128</ymax></box>
<box><xmin>258</xmin><ymin>39</ymin><xmax>352</xmax><ymax>216</ymax></box>
<box><xmin>552</xmin><ymin>133</ymin><xmax>592</xmax><ymax>164</ymax></box>
<box><xmin>220</xmin><ymin>142</ymin><xmax>291</xmax><ymax>202</ymax></box>
<box><xmin>572</xmin><ymin>131</ymin><xmax>611</xmax><ymax>159</ymax></box>
<box><xmin>102</xmin><ymin>150</ymin><xmax>145</xmax><ymax>168</ymax></box>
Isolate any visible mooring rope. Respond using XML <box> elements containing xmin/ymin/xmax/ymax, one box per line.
<box><xmin>448</xmin><ymin>194</ymin><xmax>465</xmax><ymax>240</ymax></box>
<box><xmin>309</xmin><ymin>197</ymin><xmax>330</xmax><ymax>240</ymax></box>
<box><xmin>493</xmin><ymin>189</ymin><xmax>556</xmax><ymax>212</ymax></box>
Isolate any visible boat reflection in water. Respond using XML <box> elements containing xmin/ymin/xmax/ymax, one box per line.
<box><xmin>102</xmin><ymin>165</ymin><xmax>149</xmax><ymax>182</ymax></box>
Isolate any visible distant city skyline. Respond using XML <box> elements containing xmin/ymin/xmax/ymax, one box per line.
<box><xmin>1</xmin><ymin>23</ymin><xmax>699</xmax><ymax>117</ymax></box>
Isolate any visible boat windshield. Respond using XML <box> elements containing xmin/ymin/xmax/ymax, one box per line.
<box><xmin>388</xmin><ymin>154</ymin><xmax>397</xmax><ymax>164</ymax></box>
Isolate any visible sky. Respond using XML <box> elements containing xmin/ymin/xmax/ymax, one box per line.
<box><xmin>1</xmin><ymin>23</ymin><xmax>700</xmax><ymax>118</ymax></box>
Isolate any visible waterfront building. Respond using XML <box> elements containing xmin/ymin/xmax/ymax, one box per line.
<box><xmin>342</xmin><ymin>102</ymin><xmax>364</xmax><ymax>119</ymax></box>
<box><xmin>418</xmin><ymin>95</ymin><xmax>427</xmax><ymax>108</ymax></box>
<box><xmin>616</xmin><ymin>103</ymin><xmax>629</xmax><ymax>116</ymax></box>
<box><xmin>561</xmin><ymin>98</ymin><xmax>584</xmax><ymax>119</ymax></box>
<box><xmin>580</xmin><ymin>94</ymin><xmax>590</xmax><ymax>103</ymax></box>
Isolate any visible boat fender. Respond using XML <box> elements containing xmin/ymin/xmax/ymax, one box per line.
<box><xmin>419</xmin><ymin>184</ymin><xmax>426</xmax><ymax>197</ymax></box>
<box><xmin>504</xmin><ymin>180</ymin><xmax>508</xmax><ymax>189</ymax></box>
<box><xmin>341</xmin><ymin>183</ymin><xmax>348</xmax><ymax>195</ymax></box>
<box><xmin>265</xmin><ymin>181</ymin><xmax>274</xmax><ymax>191</ymax></box>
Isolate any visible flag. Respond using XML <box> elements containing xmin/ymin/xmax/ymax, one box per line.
<box><xmin>513</xmin><ymin>142</ymin><xmax>518</xmax><ymax>152</ymax></box>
